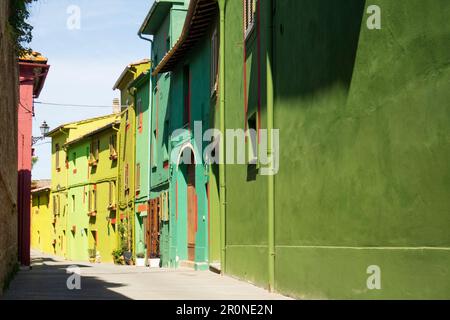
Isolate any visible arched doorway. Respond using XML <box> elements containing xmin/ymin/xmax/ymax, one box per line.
<box><xmin>174</xmin><ymin>142</ymin><xmax>206</xmax><ymax>267</ymax></box>
<box><xmin>185</xmin><ymin>152</ymin><xmax>197</xmax><ymax>262</ymax></box>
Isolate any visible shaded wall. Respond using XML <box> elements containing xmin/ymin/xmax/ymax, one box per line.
<box><xmin>0</xmin><ymin>0</ymin><xmax>18</xmax><ymax>294</ymax></box>
<box><xmin>224</xmin><ymin>0</ymin><xmax>450</xmax><ymax>298</ymax></box>
<box><xmin>31</xmin><ymin>191</ymin><xmax>54</xmax><ymax>255</ymax></box>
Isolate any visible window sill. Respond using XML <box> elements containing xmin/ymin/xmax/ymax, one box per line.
<box><xmin>89</xmin><ymin>160</ymin><xmax>98</xmax><ymax>167</ymax></box>
<box><xmin>87</xmin><ymin>211</ymin><xmax>97</xmax><ymax>217</ymax></box>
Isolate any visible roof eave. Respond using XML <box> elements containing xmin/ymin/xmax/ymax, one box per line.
<box><xmin>152</xmin><ymin>0</ymin><xmax>217</xmax><ymax>76</ymax></box>
<box><xmin>113</xmin><ymin>68</ymin><xmax>133</xmax><ymax>91</ymax></box>
<box><xmin>64</xmin><ymin>121</ymin><xmax>120</xmax><ymax>147</ymax></box>
<box><xmin>139</xmin><ymin>0</ymin><xmax>185</xmax><ymax>36</ymax></box>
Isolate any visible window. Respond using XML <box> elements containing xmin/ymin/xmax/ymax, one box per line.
<box><xmin>53</xmin><ymin>195</ymin><xmax>57</xmax><ymax>215</ymax></box>
<box><xmin>137</xmin><ymin>98</ymin><xmax>143</xmax><ymax>132</ymax></box>
<box><xmin>90</xmin><ymin>139</ymin><xmax>100</xmax><ymax>164</ymax></box>
<box><xmin>88</xmin><ymin>190</ymin><xmax>92</xmax><ymax>213</ymax></box>
<box><xmin>244</xmin><ymin>0</ymin><xmax>256</xmax><ymax>38</ymax></box>
<box><xmin>163</xmin><ymin>119</ymin><xmax>169</xmax><ymax>161</ymax></box>
<box><xmin>93</xmin><ymin>188</ymin><xmax>97</xmax><ymax>212</ymax></box>
<box><xmin>53</xmin><ymin>194</ymin><xmax>61</xmax><ymax>215</ymax></box>
<box><xmin>136</xmin><ymin>163</ymin><xmax>141</xmax><ymax>193</ymax></box>
<box><xmin>89</xmin><ymin>187</ymin><xmax>97</xmax><ymax>213</ymax></box>
<box><xmin>211</xmin><ymin>27</ymin><xmax>219</xmax><ymax>96</ymax></box>
<box><xmin>183</xmin><ymin>65</ymin><xmax>190</xmax><ymax>128</ymax></box>
<box><xmin>108</xmin><ymin>181</ymin><xmax>116</xmax><ymax>208</ymax></box>
<box><xmin>109</xmin><ymin>134</ymin><xmax>117</xmax><ymax>159</ymax></box>
<box><xmin>152</xmin><ymin>130</ymin><xmax>158</xmax><ymax>169</ymax></box>
<box><xmin>247</xmin><ymin>112</ymin><xmax>258</xmax><ymax>165</ymax></box>
<box><xmin>72</xmin><ymin>152</ymin><xmax>76</xmax><ymax>167</ymax></box>
<box><xmin>55</xmin><ymin>143</ymin><xmax>60</xmax><ymax>169</ymax></box>
<box><xmin>124</xmin><ymin>164</ymin><xmax>129</xmax><ymax>192</ymax></box>
<box><xmin>166</xmin><ymin>35</ymin><xmax>171</xmax><ymax>53</ymax></box>
<box><xmin>72</xmin><ymin>195</ymin><xmax>75</xmax><ymax>213</ymax></box>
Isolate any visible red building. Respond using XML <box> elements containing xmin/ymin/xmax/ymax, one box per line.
<box><xmin>18</xmin><ymin>52</ymin><xmax>50</xmax><ymax>266</ymax></box>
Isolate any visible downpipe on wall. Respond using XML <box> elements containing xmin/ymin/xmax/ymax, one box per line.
<box><xmin>137</xmin><ymin>32</ymin><xmax>154</xmax><ymax>262</ymax></box>
<box><xmin>218</xmin><ymin>0</ymin><xmax>227</xmax><ymax>275</ymax></box>
<box><xmin>266</xmin><ymin>0</ymin><xmax>275</xmax><ymax>292</ymax></box>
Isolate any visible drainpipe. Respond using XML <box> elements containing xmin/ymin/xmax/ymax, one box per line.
<box><xmin>59</xmin><ymin>128</ymin><xmax>70</xmax><ymax>261</ymax></box>
<box><xmin>218</xmin><ymin>0</ymin><xmax>226</xmax><ymax>275</ymax></box>
<box><xmin>266</xmin><ymin>0</ymin><xmax>275</xmax><ymax>292</ymax></box>
<box><xmin>112</xmin><ymin>122</ymin><xmax>120</xmax><ymax>249</ymax></box>
<box><xmin>138</xmin><ymin>31</ymin><xmax>154</xmax><ymax>262</ymax></box>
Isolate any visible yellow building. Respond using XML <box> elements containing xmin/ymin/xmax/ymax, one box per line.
<box><xmin>47</xmin><ymin>114</ymin><xmax>120</xmax><ymax>262</ymax></box>
<box><xmin>31</xmin><ymin>180</ymin><xmax>54</xmax><ymax>255</ymax></box>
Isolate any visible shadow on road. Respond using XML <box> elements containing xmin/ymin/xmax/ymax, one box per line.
<box><xmin>2</xmin><ymin>255</ymin><xmax>131</xmax><ymax>300</ymax></box>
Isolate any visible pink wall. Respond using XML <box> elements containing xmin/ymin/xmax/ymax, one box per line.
<box><xmin>18</xmin><ymin>68</ymin><xmax>34</xmax><ymax>171</ymax></box>
<box><xmin>17</xmin><ymin>62</ymin><xmax>49</xmax><ymax>266</ymax></box>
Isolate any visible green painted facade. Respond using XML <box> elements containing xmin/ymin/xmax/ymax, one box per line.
<box><xmin>221</xmin><ymin>0</ymin><xmax>450</xmax><ymax>299</ymax></box>
<box><xmin>167</xmin><ymin>12</ymin><xmax>220</xmax><ymax>269</ymax></box>
<box><xmin>139</xmin><ymin>0</ymin><xmax>188</xmax><ymax>267</ymax></box>
<box><xmin>36</xmin><ymin>0</ymin><xmax>449</xmax><ymax>299</ymax></box>
<box><xmin>66</xmin><ymin>140</ymin><xmax>90</xmax><ymax>261</ymax></box>
<box><xmin>114</xmin><ymin>61</ymin><xmax>150</xmax><ymax>258</ymax></box>
<box><xmin>130</xmin><ymin>72</ymin><xmax>151</xmax><ymax>257</ymax></box>
<box><xmin>49</xmin><ymin>131</ymin><xmax>69</xmax><ymax>259</ymax></box>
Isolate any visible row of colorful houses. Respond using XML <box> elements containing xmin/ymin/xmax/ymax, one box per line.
<box><xmin>31</xmin><ymin>0</ymin><xmax>450</xmax><ymax>299</ymax></box>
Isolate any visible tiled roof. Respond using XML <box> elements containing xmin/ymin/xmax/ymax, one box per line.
<box><xmin>31</xmin><ymin>179</ymin><xmax>51</xmax><ymax>193</ymax></box>
<box><xmin>19</xmin><ymin>51</ymin><xmax>48</xmax><ymax>64</ymax></box>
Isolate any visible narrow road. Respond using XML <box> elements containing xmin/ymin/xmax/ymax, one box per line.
<box><xmin>2</xmin><ymin>251</ymin><xmax>290</xmax><ymax>300</ymax></box>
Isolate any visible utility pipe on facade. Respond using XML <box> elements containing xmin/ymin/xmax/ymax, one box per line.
<box><xmin>138</xmin><ymin>31</ymin><xmax>154</xmax><ymax>263</ymax></box>
<box><xmin>218</xmin><ymin>0</ymin><xmax>227</xmax><ymax>275</ymax></box>
<box><xmin>126</xmin><ymin>86</ymin><xmax>138</xmax><ymax>257</ymax></box>
<box><xmin>112</xmin><ymin>121</ymin><xmax>121</xmax><ymax>249</ymax></box>
<box><xmin>266</xmin><ymin>0</ymin><xmax>275</xmax><ymax>292</ymax></box>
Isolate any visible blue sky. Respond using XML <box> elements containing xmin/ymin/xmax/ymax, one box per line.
<box><xmin>30</xmin><ymin>0</ymin><xmax>154</xmax><ymax>180</ymax></box>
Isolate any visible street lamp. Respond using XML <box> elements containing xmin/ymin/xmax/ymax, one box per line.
<box><xmin>32</xmin><ymin>121</ymin><xmax>50</xmax><ymax>145</ymax></box>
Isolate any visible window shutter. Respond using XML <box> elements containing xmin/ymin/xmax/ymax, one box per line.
<box><xmin>53</xmin><ymin>195</ymin><xmax>56</xmax><ymax>215</ymax></box>
<box><xmin>88</xmin><ymin>189</ymin><xmax>92</xmax><ymax>212</ymax></box>
<box><xmin>96</xmin><ymin>140</ymin><xmax>100</xmax><ymax>160</ymax></box>
<box><xmin>125</xmin><ymin>164</ymin><xmax>129</xmax><ymax>190</ymax></box>
<box><xmin>136</xmin><ymin>163</ymin><xmax>141</xmax><ymax>191</ymax></box>
<box><xmin>108</xmin><ymin>182</ymin><xmax>112</xmax><ymax>205</ymax></box>
<box><xmin>55</xmin><ymin>144</ymin><xmax>60</xmax><ymax>169</ymax></box>
<box><xmin>94</xmin><ymin>189</ymin><xmax>97</xmax><ymax>211</ymax></box>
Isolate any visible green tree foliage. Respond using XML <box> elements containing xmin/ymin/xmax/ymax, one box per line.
<box><xmin>8</xmin><ymin>0</ymin><xmax>37</xmax><ymax>54</ymax></box>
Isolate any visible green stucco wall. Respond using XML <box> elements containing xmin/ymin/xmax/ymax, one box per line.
<box><xmin>166</xmin><ymin>16</ymin><xmax>220</xmax><ymax>270</ymax></box>
<box><xmin>224</xmin><ymin>0</ymin><xmax>450</xmax><ymax>299</ymax></box>
<box><xmin>145</xmin><ymin>3</ymin><xmax>189</xmax><ymax>267</ymax></box>
<box><xmin>133</xmin><ymin>74</ymin><xmax>151</xmax><ymax>256</ymax></box>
